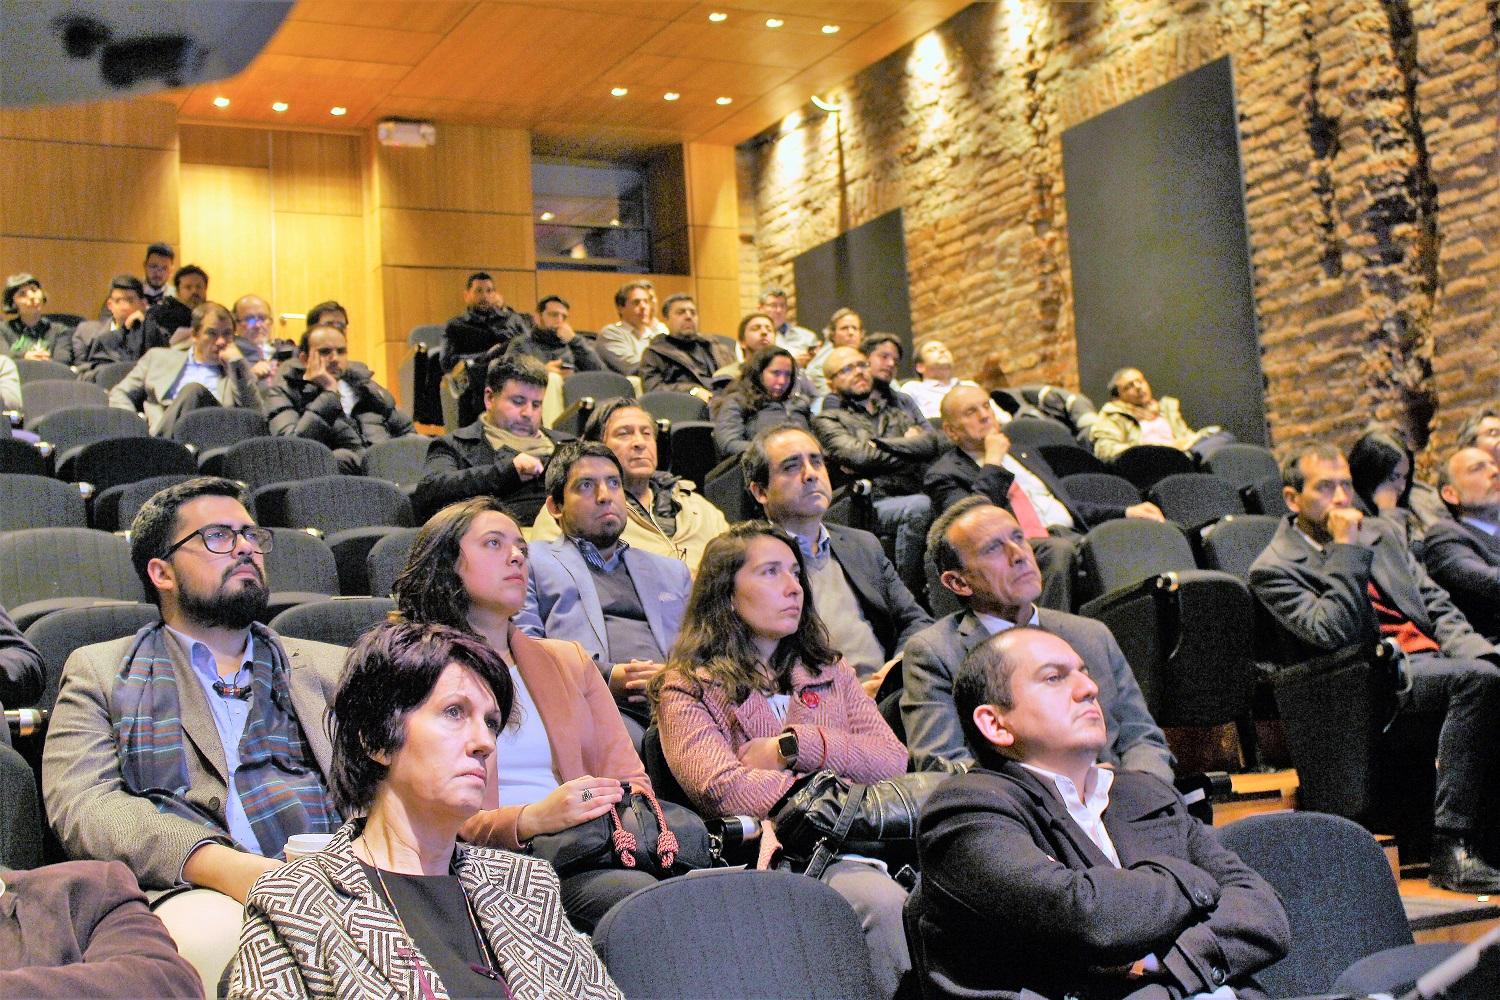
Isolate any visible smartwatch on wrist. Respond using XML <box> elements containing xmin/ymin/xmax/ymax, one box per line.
<box><xmin>777</xmin><ymin>730</ymin><xmax>799</xmax><ymax>766</ymax></box>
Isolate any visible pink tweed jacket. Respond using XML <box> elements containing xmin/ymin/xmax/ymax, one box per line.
<box><xmin>655</xmin><ymin>658</ymin><xmax>907</xmax><ymax>818</ymax></box>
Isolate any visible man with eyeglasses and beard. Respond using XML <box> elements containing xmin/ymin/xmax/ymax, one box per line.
<box><xmin>43</xmin><ymin>478</ymin><xmax>345</xmax><ymax>909</ymax></box>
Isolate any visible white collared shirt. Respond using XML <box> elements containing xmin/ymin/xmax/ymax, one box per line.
<box><xmin>966</xmin><ymin>450</ymin><xmax>1076</xmax><ymax>530</ymax></box>
<box><xmin>1018</xmin><ymin>761</ymin><xmax>1120</xmax><ymax>866</ymax></box>
<box><xmin>974</xmin><ymin>605</ymin><xmax>1040</xmax><ymax>637</ymax></box>
<box><xmin>1462</xmin><ymin>515</ymin><xmax>1500</xmax><ymax>537</ymax></box>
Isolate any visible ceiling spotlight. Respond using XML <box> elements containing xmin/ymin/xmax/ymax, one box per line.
<box><xmin>540</xmin><ymin>211</ymin><xmax>555</xmax><ymax>221</ymax></box>
<box><xmin>330</xmin><ymin>106</ymin><xmax>347</xmax><ymax>116</ymax></box>
<box><xmin>716</xmin><ymin>96</ymin><xmax>733</xmax><ymax>106</ymax></box>
<box><xmin>271</xmin><ymin>101</ymin><xmax>288</xmax><ymax>113</ymax></box>
<box><xmin>663</xmin><ymin>91</ymin><xmax>680</xmax><ymax>102</ymax></box>
<box><xmin>212</xmin><ymin>96</ymin><xmax>230</xmax><ymax>108</ymax></box>
<box><xmin>765</xmin><ymin>18</ymin><xmax>784</xmax><ymax>28</ymax></box>
<box><xmin>708</xmin><ymin>11</ymin><xmax>727</xmax><ymax>21</ymax></box>
<box><xmin>609</xmin><ymin>218</ymin><xmax>621</xmax><ymax>227</ymax></box>
<box><xmin>610</xmin><ymin>86</ymin><xmax>628</xmax><ymax>97</ymax></box>
<box><xmin>811</xmin><ymin>94</ymin><xmax>843</xmax><ymax>113</ymax></box>
<box><xmin>821</xmin><ymin>24</ymin><xmax>840</xmax><ymax>34</ymax></box>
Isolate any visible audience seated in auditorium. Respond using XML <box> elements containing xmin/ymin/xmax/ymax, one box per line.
<box><xmin>762</xmin><ymin>287</ymin><xmax>819</xmax><ymax>369</ymax></box>
<box><xmin>43</xmin><ymin>477</ymin><xmax>344</xmax><ymax>903</ymax></box>
<box><xmin>109</xmin><ymin>302</ymin><xmax>263</xmax><ymax>437</ymax></box>
<box><xmin>713</xmin><ymin>346</ymin><xmax>813</xmax><ymax>459</ymax></box>
<box><xmin>899</xmin><ymin>339</ymin><xmax>982</xmax><ymax>419</ymax></box>
<box><xmin>516</xmin><ymin>442</ymin><xmax>691</xmax><ymax>730</ymax></box>
<box><xmin>228</xmin><ymin>621</ymin><xmax>623</xmax><ymax>1000</ymax></box>
<box><xmin>909</xmin><ymin>626</ymin><xmax>1289</xmax><ymax>1000</ymax></box>
<box><xmin>264</xmin><ymin>322</ymin><xmax>414</xmax><ymax>474</ymax></box>
<box><xmin>504</xmin><ymin>294</ymin><xmax>603</xmax><ymax>375</ymax></box>
<box><xmin>68</xmin><ymin>274</ymin><xmax>147</xmax><ymax>371</ymax></box>
<box><xmin>1349</xmin><ymin>424</ymin><xmax>1448</xmax><ymax>549</ymax></box>
<box><xmin>141</xmin><ymin>264</ymin><xmax>208</xmax><ymax>351</ymax></box>
<box><xmin>0</xmin><ymin>601</ymin><xmax>43</xmax><ymax>710</ymax></box>
<box><xmin>231</xmin><ymin>293</ymin><xmax>290</xmax><ymax>387</ymax></box>
<box><xmin>415</xmin><ymin>356</ymin><xmax>569</xmax><ymax>525</ymax></box>
<box><xmin>1250</xmin><ymin>443</ymin><xmax>1500</xmax><ymax>892</ymax></box>
<box><xmin>530</xmin><ymin>399</ymin><xmax>728</xmax><ymax>572</ymax></box>
<box><xmin>2</xmin><ymin>272</ymin><xmax>69</xmax><ymax>360</ymax></box>
<box><xmin>1424</xmin><ymin>445</ymin><xmax>1500</xmax><ymax>644</ymax></box>
<box><xmin>902</xmin><ymin>497</ymin><xmax>1173</xmax><ymax>780</ymax></box>
<box><xmin>812</xmin><ymin>345</ymin><xmax>942</xmax><ymax>595</ymax></box>
<box><xmin>596</xmin><ymin>279</ymin><xmax>665</xmax><ymax>377</ymax></box>
<box><xmin>805</xmin><ymin>307</ymin><xmax>864</xmax><ymax>399</ymax></box>
<box><xmin>926</xmin><ymin>384</ymin><xmax>1165</xmax><ymax>609</ymax></box>
<box><xmin>651</xmin><ymin>522</ymin><xmax>911</xmax><ymax>1000</ymax></box>
<box><xmin>139</xmin><ymin>242</ymin><xmax>174</xmax><ymax>310</ymax></box>
<box><xmin>639</xmin><ymin>294</ymin><xmax>733</xmax><ymax>402</ymax></box>
<box><xmin>393</xmin><ymin>498</ymin><xmax>662</xmax><ymax>931</ymax></box>
<box><xmin>711</xmin><ymin>311</ymin><xmax>779</xmax><ymax>387</ymax></box>
<box><xmin>0</xmin><ymin>860</ymin><xmax>202</xmax><ymax>998</ymax></box>
<box><xmin>305</xmin><ymin>300</ymin><xmax>348</xmax><ymax>332</ymax></box>
<box><xmin>745</xmin><ymin>426</ymin><xmax>930</xmax><ymax>691</ymax></box>
<box><xmin>1459</xmin><ymin>407</ymin><xmax>1500</xmax><ymax>467</ymax></box>
<box><xmin>1089</xmin><ymin>367</ymin><xmax>1223</xmax><ymax>460</ymax></box>
<box><xmin>440</xmin><ymin>271</ymin><xmax>531</xmax><ymax>370</ymax></box>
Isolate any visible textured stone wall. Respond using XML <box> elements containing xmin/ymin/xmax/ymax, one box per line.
<box><xmin>742</xmin><ymin>0</ymin><xmax>1500</xmax><ymax>457</ymax></box>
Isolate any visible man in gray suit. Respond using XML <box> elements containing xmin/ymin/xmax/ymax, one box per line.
<box><xmin>902</xmin><ymin>495</ymin><xmax>1173</xmax><ymax>781</ymax></box>
<box><xmin>108</xmin><ymin>301</ymin><xmax>262</xmax><ymax>437</ymax></box>
<box><xmin>1424</xmin><ymin>445</ymin><xmax>1500</xmax><ymax>642</ymax></box>
<box><xmin>1251</xmin><ymin>442</ymin><xmax>1500</xmax><ymax>892</ymax></box>
<box><xmin>43</xmin><ymin>478</ymin><xmax>344</xmax><ymax>904</ymax></box>
<box><xmin>514</xmin><ymin>441</ymin><xmax>691</xmax><ymax>727</ymax></box>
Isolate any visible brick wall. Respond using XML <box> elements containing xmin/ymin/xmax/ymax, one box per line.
<box><xmin>742</xmin><ymin>0</ymin><xmax>1500</xmax><ymax>460</ymax></box>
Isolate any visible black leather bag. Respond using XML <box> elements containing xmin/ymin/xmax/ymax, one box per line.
<box><xmin>531</xmin><ymin>782</ymin><xmax>715</xmax><ymax>878</ymax></box>
<box><xmin>771</xmin><ymin>770</ymin><xmax>947</xmax><ymax>880</ymax></box>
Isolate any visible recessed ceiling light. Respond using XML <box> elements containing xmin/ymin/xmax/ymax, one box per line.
<box><xmin>610</xmin><ymin>86</ymin><xmax>628</xmax><ymax>97</ymax></box>
<box><xmin>663</xmin><ymin>92</ymin><xmax>680</xmax><ymax>102</ymax></box>
<box><xmin>765</xmin><ymin>18</ymin><xmax>784</xmax><ymax>28</ymax></box>
<box><xmin>609</xmin><ymin>218</ymin><xmax>621</xmax><ymax>227</ymax></box>
<box><xmin>271</xmin><ymin>101</ymin><xmax>288</xmax><ymax>113</ymax></box>
<box><xmin>716</xmin><ymin>96</ymin><xmax>733</xmax><ymax>106</ymax></box>
<box><xmin>212</xmin><ymin>96</ymin><xmax>230</xmax><ymax>108</ymax></box>
<box><xmin>540</xmin><ymin>211</ymin><xmax>555</xmax><ymax>222</ymax></box>
<box><xmin>330</xmin><ymin>106</ymin><xmax>347</xmax><ymax>116</ymax></box>
<box><xmin>822</xmin><ymin>24</ymin><xmax>840</xmax><ymax>34</ymax></box>
<box><xmin>708</xmin><ymin>11</ymin><xmax>727</xmax><ymax>21</ymax></box>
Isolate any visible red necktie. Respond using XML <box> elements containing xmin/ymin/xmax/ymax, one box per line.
<box><xmin>1008</xmin><ymin>480</ymin><xmax>1049</xmax><ymax>539</ymax></box>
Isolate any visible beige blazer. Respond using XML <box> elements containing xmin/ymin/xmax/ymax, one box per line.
<box><xmin>42</xmin><ymin>629</ymin><xmax>345</xmax><ymax>890</ymax></box>
<box><xmin>108</xmin><ymin>344</ymin><xmax>262</xmax><ymax>434</ymax></box>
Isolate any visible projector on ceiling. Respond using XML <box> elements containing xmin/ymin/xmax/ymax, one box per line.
<box><xmin>378</xmin><ymin>120</ymin><xmax>437</xmax><ymax>148</ymax></box>
<box><xmin>0</xmin><ymin>1</ymin><xmax>291</xmax><ymax>107</ymax></box>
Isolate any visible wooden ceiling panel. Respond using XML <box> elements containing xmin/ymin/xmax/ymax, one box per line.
<box><xmin>506</xmin><ymin>0</ymin><xmax>697</xmax><ymax>16</ymax></box>
<box><xmin>586</xmin><ymin>54</ymin><xmax>796</xmax><ymax>97</ymax></box>
<box><xmin>686</xmin><ymin>1</ymin><xmax>903</xmax><ymax>24</ymax></box>
<box><xmin>288</xmin><ymin>0</ymin><xmax>478</xmax><ymax>34</ymax></box>
<box><xmin>640</xmin><ymin>21</ymin><xmax>844</xmax><ymax>68</ymax></box>
<box><xmin>263</xmin><ymin>20</ymin><xmax>445</xmax><ymax>66</ymax></box>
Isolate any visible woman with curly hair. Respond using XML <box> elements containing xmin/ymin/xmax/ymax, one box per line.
<box><xmin>712</xmin><ymin>346</ymin><xmax>812</xmax><ymax>458</ymax></box>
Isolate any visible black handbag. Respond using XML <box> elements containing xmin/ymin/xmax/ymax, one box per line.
<box><xmin>771</xmin><ymin>770</ymin><xmax>947</xmax><ymax>880</ymax></box>
<box><xmin>531</xmin><ymin>782</ymin><xmax>715</xmax><ymax>878</ymax></box>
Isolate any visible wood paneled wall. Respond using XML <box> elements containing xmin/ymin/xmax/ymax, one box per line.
<box><xmin>0</xmin><ymin>101</ymin><xmax>179</xmax><ymax>318</ymax></box>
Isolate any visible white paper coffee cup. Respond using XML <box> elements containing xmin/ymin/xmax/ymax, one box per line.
<box><xmin>283</xmin><ymin>833</ymin><xmax>335</xmax><ymax>862</ymax></box>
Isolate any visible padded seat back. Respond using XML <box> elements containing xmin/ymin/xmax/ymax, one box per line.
<box><xmin>1109</xmin><ymin>444</ymin><xmax>1195</xmax><ymax>491</ymax></box>
<box><xmin>367</xmin><ymin>527</ymin><xmax>420</xmax><ymax>599</ymax></box>
<box><xmin>562</xmin><ymin>370</ymin><xmax>635</xmax><ymax>409</ymax></box>
<box><xmin>220</xmin><ymin>437</ymin><xmax>339</xmax><ymax>490</ymax></box>
<box><xmin>23</xmin><ymin>602</ymin><xmax>161</xmax><ymax>711</ymax></box>
<box><xmin>0</xmin><ymin>474</ymin><xmax>86</xmax><ymax>531</ymax></box>
<box><xmin>1201</xmin><ymin>514</ymin><xmax>1280</xmax><ymax>579</ymax></box>
<box><xmin>1036</xmin><ymin>443</ymin><xmax>1106</xmax><ymax>478</ymax></box>
<box><xmin>408</xmin><ymin>323</ymin><xmax>443</xmax><ymax>348</ymax></box>
<box><xmin>278</xmin><ymin>475</ymin><xmax>415</xmax><ymax>533</ymax></box>
<box><xmin>264</xmin><ymin>528</ymin><xmax>339</xmax><ymax>596</ymax></box>
<box><xmin>15</xmin><ymin>358</ymin><xmax>74</xmax><ymax>383</ymax></box>
<box><xmin>666</xmin><ymin>421</ymin><xmax>718</xmax><ymax>488</ymax></box>
<box><xmin>0</xmin><ymin>527</ymin><xmax>143</xmax><ymax>612</ymax></box>
<box><xmin>362</xmin><ymin>436</ymin><xmax>429</xmax><ymax>487</ymax></box>
<box><xmin>1060</xmin><ymin>472</ymin><xmax>1140</xmax><ymax>511</ymax></box>
<box><xmin>1077</xmin><ymin>518</ymin><xmax>1196</xmax><ymax>601</ymax></box>
<box><xmin>1206</xmin><ymin>442</ymin><xmax>1280</xmax><ymax>491</ymax></box>
<box><xmin>90</xmin><ymin>360</ymin><xmax>138</xmax><ymax>393</ymax></box>
<box><xmin>20</xmin><ymin>380</ymin><xmax>107</xmax><ymax>423</ymax></box>
<box><xmin>32</xmin><ymin>406</ymin><xmax>146</xmax><ymax>458</ymax></box>
<box><xmin>70</xmin><ymin>437</ymin><xmax>196</xmax><ymax>491</ymax></box>
<box><xmin>704</xmin><ymin>464</ymin><xmax>755</xmax><ymax>522</ymax></box>
<box><xmin>639</xmin><ymin>390</ymin><xmax>708</xmax><ymax>424</ymax></box>
<box><xmin>0</xmin><ymin>439</ymin><xmax>47</xmax><ymax>477</ymax></box>
<box><xmin>269</xmin><ymin>596</ymin><xmax>395</xmax><ymax>648</ymax></box>
<box><xmin>99</xmin><ymin>474</ymin><xmax>198</xmax><ymax>533</ymax></box>
<box><xmin>1147</xmin><ymin>472</ymin><xmax>1245</xmax><ymax>532</ymax></box>
<box><xmin>1004</xmin><ymin>416</ymin><xmax>1077</xmax><ymax>450</ymax></box>
<box><xmin>1244</xmin><ymin>474</ymin><xmax>1290</xmax><ymax>517</ymax></box>
<box><xmin>169</xmin><ymin>407</ymin><xmax>270</xmax><ymax>452</ymax></box>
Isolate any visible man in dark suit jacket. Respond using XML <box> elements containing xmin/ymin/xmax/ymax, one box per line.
<box><xmin>639</xmin><ymin>294</ymin><xmax>733</xmax><ymax>403</ymax></box>
<box><xmin>69</xmin><ymin>275</ymin><xmax>147</xmax><ymax>374</ymax></box>
<box><xmin>1250</xmin><ymin>442</ymin><xmax>1500</xmax><ymax>892</ymax></box>
<box><xmin>1424</xmin><ymin>445</ymin><xmax>1500</xmax><ymax>642</ymax></box>
<box><xmin>926</xmin><ymin>384</ymin><xmax>1165</xmax><ymax>609</ymax></box>
<box><xmin>414</xmin><ymin>355</ymin><xmax>573</xmax><ymax>524</ymax></box>
<box><xmin>910</xmin><ymin>626</ymin><xmax>1289</xmax><ymax>1000</ymax></box>
<box><xmin>903</xmin><ymin>496</ymin><xmax>1173</xmax><ymax>780</ymax></box>
<box><xmin>744</xmin><ymin>425</ymin><xmax>930</xmax><ymax>691</ymax></box>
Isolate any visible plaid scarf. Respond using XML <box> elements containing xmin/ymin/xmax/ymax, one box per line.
<box><xmin>112</xmin><ymin>623</ymin><xmax>341</xmax><ymax>859</ymax></box>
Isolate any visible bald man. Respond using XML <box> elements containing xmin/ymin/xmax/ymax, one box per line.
<box><xmin>1425</xmin><ymin>445</ymin><xmax>1500</xmax><ymax>642</ymax></box>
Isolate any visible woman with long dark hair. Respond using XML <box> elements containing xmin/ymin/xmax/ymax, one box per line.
<box><xmin>650</xmin><ymin>521</ymin><xmax>909</xmax><ymax>999</ymax></box>
<box><xmin>712</xmin><ymin>346</ymin><xmax>812</xmax><ymax>458</ymax></box>
<box><xmin>1348</xmin><ymin>424</ymin><xmax>1447</xmax><ymax>549</ymax></box>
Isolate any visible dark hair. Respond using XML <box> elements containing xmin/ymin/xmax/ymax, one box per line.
<box><xmin>614</xmin><ymin>280</ymin><xmax>653</xmax><ymax>309</ymax></box>
<box><xmin>544</xmin><ymin>440</ymin><xmax>624</xmax><ymax>506</ymax></box>
<box><xmin>978</xmin><ymin>351</ymin><xmax>1011</xmax><ymax>390</ymax></box>
<box><xmin>109</xmin><ymin>274</ymin><xmax>145</xmax><ymax>298</ymax></box>
<box><xmin>484</xmin><ymin>355</ymin><xmax>548</xmax><ymax>393</ymax></box>
<box><xmin>189</xmin><ymin>301</ymin><xmax>234</xmax><ymax>335</ymax></box>
<box><xmin>173</xmin><ymin>264</ymin><xmax>208</xmax><ymax>288</ymax></box>
<box><xmin>583</xmin><ymin>398</ymin><xmax>652</xmax><ymax>444</ymax></box>
<box><xmin>328</xmin><ymin>621</ymin><xmax>514</xmax><ymax>815</ymax></box>
<box><xmin>297</xmin><ymin>323</ymin><xmax>347</xmax><ymax>356</ymax></box>
<box><xmin>393</xmin><ymin>497</ymin><xmax>516</xmax><ymax>629</ymax></box>
<box><xmin>927</xmin><ymin>495</ymin><xmax>995</xmax><ymax>578</ymax></box>
<box><xmin>144</xmin><ymin>242</ymin><xmax>175</xmax><ymax>262</ymax></box>
<box><xmin>729</xmin><ymin>347</ymin><xmax>798</xmax><ymax>409</ymax></box>
<box><xmin>661</xmin><ymin>293</ymin><xmax>695</xmax><ymax>319</ymax></box>
<box><xmin>740</xmin><ymin>423</ymin><xmax>818</xmax><ymax>491</ymax></box>
<box><xmin>537</xmin><ymin>294</ymin><xmax>569</xmax><ymax>313</ymax></box>
<box><xmin>1279</xmin><ymin>442</ymin><xmax>1346</xmax><ymax>491</ymax></box>
<box><xmin>306</xmin><ymin>301</ymin><xmax>347</xmax><ymax>328</ymax></box>
<box><xmin>1107</xmin><ymin>367</ymin><xmax>1141</xmax><ymax>398</ymax></box>
<box><xmin>651</xmin><ymin>521</ymin><xmax>838</xmax><ymax>706</ymax></box>
<box><xmin>1347</xmin><ymin>426</ymin><xmax>1414</xmax><ymax>514</ymax></box>
<box><xmin>1456</xmin><ymin>409</ymin><xmax>1500</xmax><ymax>450</ymax></box>
<box><xmin>737</xmin><ymin>312</ymin><xmax>775</xmax><ymax>344</ymax></box>
<box><xmin>130</xmin><ymin>477</ymin><xmax>247</xmax><ymax>605</ymax></box>
<box><xmin>859</xmin><ymin>333</ymin><xmax>901</xmax><ymax>360</ymax></box>
<box><xmin>466</xmin><ymin>272</ymin><xmax>493</xmax><ymax>289</ymax></box>
<box><xmin>953</xmin><ymin>626</ymin><xmax>1055</xmax><ymax>757</ymax></box>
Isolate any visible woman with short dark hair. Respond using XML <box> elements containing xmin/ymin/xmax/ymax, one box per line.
<box><xmin>713</xmin><ymin>346</ymin><xmax>812</xmax><ymax>458</ymax></box>
<box><xmin>393</xmin><ymin>496</ymin><xmax>658</xmax><ymax>931</ymax></box>
<box><xmin>228</xmin><ymin>620</ymin><xmax>622</xmax><ymax>999</ymax></box>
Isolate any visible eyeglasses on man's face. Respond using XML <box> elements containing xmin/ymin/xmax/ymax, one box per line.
<box><xmin>165</xmin><ymin>524</ymin><xmax>275</xmax><ymax>557</ymax></box>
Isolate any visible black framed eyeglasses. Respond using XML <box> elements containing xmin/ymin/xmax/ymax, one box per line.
<box><xmin>164</xmin><ymin>524</ymin><xmax>275</xmax><ymax>557</ymax></box>
<box><xmin>832</xmin><ymin>360</ymin><xmax>870</xmax><ymax>380</ymax></box>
